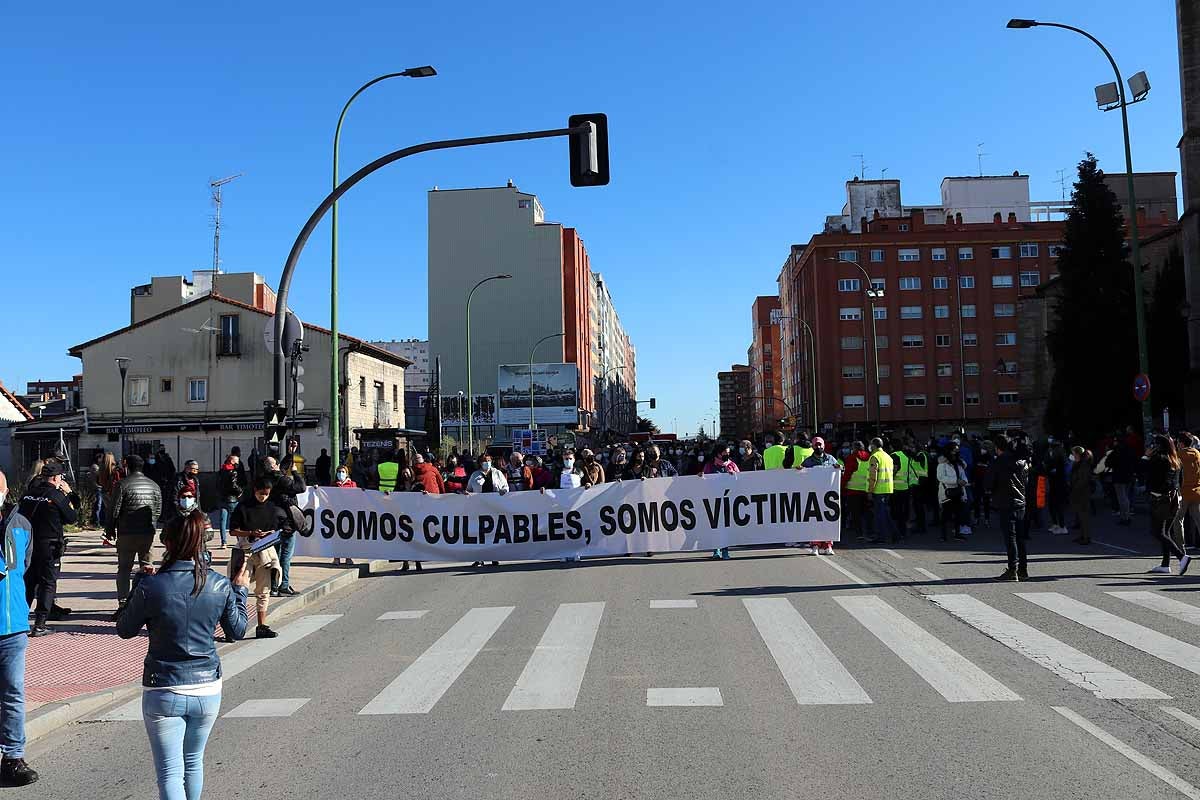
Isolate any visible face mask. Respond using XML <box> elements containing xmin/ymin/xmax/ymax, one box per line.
<box><xmin>179</xmin><ymin>497</ymin><xmax>197</xmax><ymax>512</ymax></box>
<box><xmin>480</xmin><ymin>462</ymin><xmax>491</xmax><ymax>471</ymax></box>
<box><xmin>563</xmin><ymin>459</ymin><xmax>575</xmax><ymax>470</ymax></box>
<box><xmin>740</xmin><ymin>447</ymin><xmax>750</xmax><ymax>455</ymax></box>
<box><xmin>336</xmin><ymin>471</ymin><xmax>347</xmax><ymax>481</ymax></box>
<box><xmin>147</xmin><ymin>458</ymin><xmax>156</xmax><ymax>465</ymax></box>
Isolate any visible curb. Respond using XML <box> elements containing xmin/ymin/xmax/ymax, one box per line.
<box><xmin>25</xmin><ymin>559</ymin><xmax>389</xmax><ymax>744</ymax></box>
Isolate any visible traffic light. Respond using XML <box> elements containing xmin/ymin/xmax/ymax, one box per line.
<box><xmin>263</xmin><ymin>401</ymin><xmax>287</xmax><ymax>449</ymax></box>
<box><xmin>649</xmin><ymin>397</ymin><xmax>656</xmax><ymax>409</ymax></box>
<box><xmin>568</xmin><ymin>113</ymin><xmax>610</xmax><ymax>187</ymax></box>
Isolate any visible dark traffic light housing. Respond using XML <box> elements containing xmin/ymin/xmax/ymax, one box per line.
<box><xmin>568</xmin><ymin>113</ymin><xmax>610</xmax><ymax>187</ymax></box>
<box><xmin>263</xmin><ymin>401</ymin><xmax>288</xmax><ymax>451</ymax></box>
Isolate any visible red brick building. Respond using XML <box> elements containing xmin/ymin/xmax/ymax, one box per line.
<box><xmin>747</xmin><ymin>296</ymin><xmax>787</xmax><ymax>434</ymax></box>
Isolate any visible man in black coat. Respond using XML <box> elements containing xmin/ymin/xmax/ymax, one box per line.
<box><xmin>108</xmin><ymin>454</ymin><xmax>163</xmax><ymax>619</ymax></box>
<box><xmin>18</xmin><ymin>462</ymin><xmax>79</xmax><ymax>636</ymax></box>
<box><xmin>987</xmin><ymin>437</ymin><xmax>1031</xmax><ymax>582</ymax></box>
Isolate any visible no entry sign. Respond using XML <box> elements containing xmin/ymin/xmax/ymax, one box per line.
<box><xmin>1133</xmin><ymin>373</ymin><xmax>1151</xmax><ymax>403</ymax></box>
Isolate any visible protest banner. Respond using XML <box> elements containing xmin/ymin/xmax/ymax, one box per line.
<box><xmin>295</xmin><ymin>467</ymin><xmax>841</xmax><ymax>562</ymax></box>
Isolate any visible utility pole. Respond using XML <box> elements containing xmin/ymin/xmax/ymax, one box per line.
<box><xmin>210</xmin><ymin>173</ymin><xmax>243</xmax><ymax>273</ymax></box>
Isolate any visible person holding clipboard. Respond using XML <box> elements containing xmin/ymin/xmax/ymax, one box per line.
<box><xmin>227</xmin><ymin>476</ymin><xmax>285</xmax><ymax>639</ymax></box>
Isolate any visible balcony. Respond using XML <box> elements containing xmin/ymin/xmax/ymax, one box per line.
<box><xmin>373</xmin><ymin>400</ymin><xmax>392</xmax><ymax>429</ymax></box>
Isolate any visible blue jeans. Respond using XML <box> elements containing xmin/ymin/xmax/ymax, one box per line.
<box><xmin>218</xmin><ymin>501</ymin><xmax>237</xmax><ymax>547</ymax></box>
<box><xmin>872</xmin><ymin>495</ymin><xmax>898</xmax><ymax>542</ymax></box>
<box><xmin>143</xmin><ymin>690</ymin><xmax>221</xmax><ymax>800</ymax></box>
<box><xmin>275</xmin><ymin>534</ymin><xmax>295</xmax><ymax>589</ymax></box>
<box><xmin>0</xmin><ymin>633</ymin><xmax>27</xmax><ymax>760</ymax></box>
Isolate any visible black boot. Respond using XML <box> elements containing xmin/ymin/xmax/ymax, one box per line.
<box><xmin>109</xmin><ymin>601</ymin><xmax>126</xmax><ymax>622</ymax></box>
<box><xmin>995</xmin><ymin>569</ymin><xmax>1020</xmax><ymax>582</ymax></box>
<box><xmin>48</xmin><ymin>605</ymin><xmax>71</xmax><ymax>621</ymax></box>
<box><xmin>28</xmin><ymin>618</ymin><xmax>50</xmax><ymax>637</ymax></box>
<box><xmin>1</xmin><ymin>757</ymin><xmax>38</xmax><ymax>786</ymax></box>
<box><xmin>415</xmin><ymin>562</ymin><xmax>422</xmax><ymax>572</ymax></box>
<box><xmin>256</xmin><ymin>624</ymin><xmax>278</xmax><ymax>639</ymax></box>
<box><xmin>1017</xmin><ymin>566</ymin><xmax>1029</xmax><ymax>581</ymax></box>
<box><xmin>400</xmin><ymin>562</ymin><xmax>410</xmax><ymax>572</ymax></box>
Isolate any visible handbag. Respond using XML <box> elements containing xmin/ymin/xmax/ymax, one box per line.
<box><xmin>284</xmin><ymin>503</ymin><xmax>311</xmax><ymax>536</ymax></box>
<box><xmin>945</xmin><ymin>486</ymin><xmax>964</xmax><ymax>501</ymax></box>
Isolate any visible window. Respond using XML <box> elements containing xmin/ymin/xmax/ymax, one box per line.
<box><xmin>991</xmin><ymin>245</ymin><xmax>1012</xmax><ymax>259</ymax></box>
<box><xmin>898</xmin><ymin>223</ymin><xmax>910</xmax><ymax>232</ymax></box>
<box><xmin>935</xmin><ymin>334</ymin><xmax>951</xmax><ymax>347</ymax></box>
<box><xmin>1020</xmin><ymin>271</ymin><xmax>1041</xmax><ymax>287</ymax></box>
<box><xmin>841</xmin><ymin>365</ymin><xmax>865</xmax><ymax>379</ymax></box>
<box><xmin>899</xmin><ymin>276</ymin><xmax>921</xmax><ymax>290</ymax></box>
<box><xmin>965</xmin><ymin>393</ymin><xmax>981</xmax><ymax>406</ymax></box>
<box><xmin>999</xmin><ymin>360</ymin><xmax>1018</xmax><ymax>374</ymax></box>
<box><xmin>873</xmin><ymin>307</ymin><xmax>887</xmax><ymax>320</ymax></box>
<box><xmin>876</xmin><ymin>335</ymin><xmax>889</xmax><ymax>349</ymax></box>
<box><xmin>129</xmin><ymin>377</ymin><xmax>149</xmax><ymax>407</ymax></box>
<box><xmin>838</xmin><ymin>278</ymin><xmax>861</xmax><ymax>292</ymax></box>
<box><xmin>841</xmin><ymin>336</ymin><xmax>863</xmax><ymax>350</ymax></box>
<box><xmin>964</xmin><ymin>362</ymin><xmax>981</xmax><ymax>376</ymax></box>
<box><xmin>900</xmin><ymin>305</ymin><xmax>923</xmax><ymax>319</ymax></box>
<box><xmin>842</xmin><ymin>395</ymin><xmax>865</xmax><ymax>408</ymax></box>
<box><xmin>932</xmin><ymin>276</ymin><xmax>949</xmax><ymax>289</ymax></box>
<box><xmin>996</xmin><ymin>332</ymin><xmax>1017</xmax><ymax>346</ymax></box>
<box><xmin>1019</xmin><ymin>243</ymin><xmax>1039</xmax><ymax>258</ymax></box>
<box><xmin>1048</xmin><ymin>244</ymin><xmax>1063</xmax><ymax>258</ymax></box>
<box><xmin>938</xmin><ymin>394</ymin><xmax>954</xmax><ymax>407</ymax></box>
<box><xmin>187</xmin><ymin>378</ymin><xmax>207</xmax><ymax>403</ymax></box>
<box><xmin>870</xmin><ymin>249</ymin><xmax>885</xmax><ymax>262</ymax></box>
<box><xmin>903</xmin><ymin>364</ymin><xmax>926</xmax><ymax>377</ymax></box>
<box><xmin>958</xmin><ymin>247</ymin><xmax>974</xmax><ymax>260</ymax></box>
<box><xmin>937</xmin><ymin>363</ymin><xmax>953</xmax><ymax>377</ymax></box>
<box><xmin>960</xmin><ymin>276</ymin><xmax>975</xmax><ymax>289</ymax></box>
<box><xmin>160</xmin><ymin>378</ymin><xmax>172</xmax><ymax>393</ymax></box>
<box><xmin>878</xmin><ymin>394</ymin><xmax>892</xmax><ymax>407</ymax></box>
<box><xmin>877</xmin><ymin>365</ymin><xmax>891</xmax><ymax>378</ymax></box>
<box><xmin>393</xmin><ymin>384</ymin><xmax>399</xmax><ymax>411</ymax></box>
<box><xmin>901</xmin><ymin>335</ymin><xmax>924</xmax><ymax>348</ymax></box>
<box><xmin>898</xmin><ymin>249</ymin><xmax>920</xmax><ymax>262</ymax></box>
<box><xmin>992</xmin><ymin>275</ymin><xmax>1014</xmax><ymax>288</ymax></box>
<box><xmin>838</xmin><ymin>249</ymin><xmax>858</xmax><ymax>263</ymax></box>
<box><xmin>962</xmin><ymin>333</ymin><xmax>978</xmax><ymax>347</ymax></box>
<box><xmin>839</xmin><ymin>307</ymin><xmax>863</xmax><ymax>321</ymax></box>
<box><xmin>961</xmin><ymin>304</ymin><xmax>977</xmax><ymax>318</ymax></box>
<box><xmin>934</xmin><ymin>305</ymin><xmax>949</xmax><ymax>318</ymax></box>
<box><xmin>998</xmin><ymin>391</ymin><xmax>1019</xmax><ymax>405</ymax></box>
<box><xmin>994</xmin><ymin>303</ymin><xmax>1016</xmax><ymax>317</ymax></box>
<box><xmin>904</xmin><ymin>394</ymin><xmax>927</xmax><ymax>407</ymax></box>
<box><xmin>219</xmin><ymin>314</ymin><xmax>240</xmax><ymax>356</ymax></box>
<box><xmin>932</xmin><ymin>247</ymin><xmax>947</xmax><ymax>261</ymax></box>
<box><xmin>359</xmin><ymin>376</ymin><xmax>367</xmax><ymax>406</ymax></box>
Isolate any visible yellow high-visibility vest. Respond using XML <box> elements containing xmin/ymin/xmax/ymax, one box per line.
<box><xmin>763</xmin><ymin>445</ymin><xmax>788</xmax><ymax>470</ymax></box>
<box><xmin>912</xmin><ymin>451</ymin><xmax>929</xmax><ymax>479</ymax></box>
<box><xmin>377</xmin><ymin>460</ymin><xmax>400</xmax><ymax>492</ymax></box>
<box><xmin>847</xmin><ymin>456</ymin><xmax>871</xmax><ymax>492</ymax></box>
<box><xmin>892</xmin><ymin>451</ymin><xmax>911</xmax><ymax>491</ymax></box>
<box><xmin>868</xmin><ymin>450</ymin><xmax>894</xmax><ymax>494</ymax></box>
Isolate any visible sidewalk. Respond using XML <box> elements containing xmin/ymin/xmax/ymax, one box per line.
<box><xmin>27</xmin><ymin>526</ymin><xmax>377</xmax><ymax>715</ymax></box>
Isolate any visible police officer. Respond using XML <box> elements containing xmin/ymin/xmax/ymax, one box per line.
<box><xmin>19</xmin><ymin>463</ymin><xmax>78</xmax><ymax>636</ymax></box>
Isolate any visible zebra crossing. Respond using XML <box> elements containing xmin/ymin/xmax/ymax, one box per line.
<box><xmin>91</xmin><ymin>587</ymin><xmax>1200</xmax><ymax>722</ymax></box>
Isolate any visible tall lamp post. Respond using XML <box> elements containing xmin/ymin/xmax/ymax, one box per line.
<box><xmin>827</xmin><ymin>257</ymin><xmax>884</xmax><ymax>431</ymax></box>
<box><xmin>330</xmin><ymin>66</ymin><xmax>437</xmax><ymax>464</ymax></box>
<box><xmin>597</xmin><ymin>364</ymin><xmax>627</xmax><ymax>437</ymax></box>
<box><xmin>115</xmin><ymin>357</ymin><xmax>130</xmax><ymax>457</ymax></box>
<box><xmin>775</xmin><ymin>315</ymin><xmax>820</xmax><ymax>433</ymax></box>
<box><xmin>528</xmin><ymin>332</ymin><xmax>565</xmax><ymax>429</ymax></box>
<box><xmin>1007</xmin><ymin>19</ymin><xmax>1152</xmax><ymax>434</ymax></box>
<box><xmin>466</xmin><ymin>274</ymin><xmax>512</xmax><ymax>454</ymax></box>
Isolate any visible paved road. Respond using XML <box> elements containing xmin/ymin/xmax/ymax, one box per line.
<box><xmin>26</xmin><ymin>524</ymin><xmax>1200</xmax><ymax>800</ymax></box>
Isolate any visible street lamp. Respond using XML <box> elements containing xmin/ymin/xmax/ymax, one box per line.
<box><xmin>114</xmin><ymin>357</ymin><xmax>130</xmax><ymax>457</ymax></box>
<box><xmin>330</xmin><ymin>66</ymin><xmax>437</xmax><ymax>464</ymax></box>
<box><xmin>1006</xmin><ymin>18</ymin><xmax>1152</xmax><ymax>434</ymax></box>
<box><xmin>466</xmin><ymin>273</ymin><xmax>512</xmax><ymax>454</ymax></box>
<box><xmin>743</xmin><ymin>363</ymin><xmax>771</xmax><ymax>435</ymax></box>
<box><xmin>774</xmin><ymin>314</ymin><xmax>819</xmax><ymax>433</ymax></box>
<box><xmin>598</xmin><ymin>364</ymin><xmax>626</xmax><ymax>435</ymax></box>
<box><xmin>528</xmin><ymin>332</ymin><xmax>565</xmax><ymax>430</ymax></box>
<box><xmin>827</xmin><ymin>257</ymin><xmax>883</xmax><ymax>432</ymax></box>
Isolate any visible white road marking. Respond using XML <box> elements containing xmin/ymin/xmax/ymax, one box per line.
<box><xmin>649</xmin><ymin>600</ymin><xmax>697</xmax><ymax>609</ymax></box>
<box><xmin>502</xmin><ymin>602</ymin><xmax>605</xmax><ymax>711</ymax></box>
<box><xmin>223</xmin><ymin>698</ymin><xmax>310</xmax><ymax>718</ymax></box>
<box><xmin>1107</xmin><ymin>592</ymin><xmax>1200</xmax><ymax>627</ymax></box>
<box><xmin>881</xmin><ymin>548</ymin><xmax>904</xmax><ymax>559</ymax></box>
<box><xmin>1019</xmin><ymin>592</ymin><xmax>1200</xmax><ymax>676</ymax></box>
<box><xmin>93</xmin><ymin>614</ymin><xmax>343</xmax><ymax>721</ymax></box>
<box><xmin>1094</xmin><ymin>540</ymin><xmax>1142</xmax><ymax>555</ymax></box>
<box><xmin>1163</xmin><ymin>706</ymin><xmax>1200</xmax><ymax>733</ymax></box>
<box><xmin>646</xmin><ymin>687</ymin><xmax>723</xmax><ymax>707</ymax></box>
<box><xmin>360</xmin><ymin>606</ymin><xmax>514</xmax><ymax>715</ymax></box>
<box><xmin>815</xmin><ymin>554</ymin><xmax>869</xmax><ymax>586</ymax></box>
<box><xmin>1053</xmin><ymin>706</ymin><xmax>1200</xmax><ymax>799</ymax></box>
<box><xmin>914</xmin><ymin>568</ymin><xmax>943</xmax><ymax>582</ymax></box>
<box><xmin>929</xmin><ymin>594</ymin><xmax>1168</xmax><ymax>700</ymax></box>
<box><xmin>743</xmin><ymin>598</ymin><xmax>872</xmax><ymax>705</ymax></box>
<box><xmin>837</xmin><ymin>596</ymin><xmax>1020</xmax><ymax>702</ymax></box>
<box><xmin>377</xmin><ymin>610</ymin><xmax>429</xmax><ymax>620</ymax></box>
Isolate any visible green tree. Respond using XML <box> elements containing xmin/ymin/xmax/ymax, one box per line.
<box><xmin>1147</xmin><ymin>246</ymin><xmax>1187</xmax><ymax>423</ymax></box>
<box><xmin>1046</xmin><ymin>153</ymin><xmax>1138</xmax><ymax>440</ymax></box>
<box><xmin>636</xmin><ymin>416</ymin><xmax>660</xmax><ymax>434</ymax></box>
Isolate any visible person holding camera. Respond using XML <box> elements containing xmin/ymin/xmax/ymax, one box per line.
<box><xmin>228</xmin><ymin>476</ymin><xmax>285</xmax><ymax>639</ymax></box>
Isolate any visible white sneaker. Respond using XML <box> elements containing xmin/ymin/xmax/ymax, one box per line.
<box><xmin>1180</xmin><ymin>555</ymin><xmax>1192</xmax><ymax>576</ymax></box>
<box><xmin>802</xmin><ymin>545</ymin><xmax>817</xmax><ymax>555</ymax></box>
<box><xmin>1149</xmin><ymin>565</ymin><xmax>1173</xmax><ymax>575</ymax></box>
<box><xmin>958</xmin><ymin>525</ymin><xmax>972</xmax><ymax>536</ymax></box>
<box><xmin>818</xmin><ymin>545</ymin><xmax>834</xmax><ymax>555</ymax></box>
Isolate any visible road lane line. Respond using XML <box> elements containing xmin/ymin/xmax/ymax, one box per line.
<box><xmin>1052</xmin><ymin>706</ymin><xmax>1200</xmax><ymax>799</ymax></box>
<box><xmin>930</xmin><ymin>594</ymin><xmax>1168</xmax><ymax>700</ymax></box>
<box><xmin>223</xmin><ymin>698</ymin><xmax>310</xmax><ymax>718</ymax></box>
<box><xmin>743</xmin><ymin>598</ymin><xmax>872</xmax><ymax>705</ymax></box>
<box><xmin>360</xmin><ymin>606</ymin><xmax>514</xmax><ymax>715</ymax></box>
<box><xmin>1019</xmin><ymin>592</ymin><xmax>1200</xmax><ymax>676</ymax></box>
<box><xmin>1107</xmin><ymin>592</ymin><xmax>1200</xmax><ymax>627</ymax></box>
<box><xmin>914</xmin><ymin>567</ymin><xmax>943</xmax><ymax>581</ymax></box>
<box><xmin>1094</xmin><ymin>540</ymin><xmax>1142</xmax><ymax>555</ymax></box>
<box><xmin>378</xmin><ymin>610</ymin><xmax>429</xmax><ymax>620</ymax></box>
<box><xmin>881</xmin><ymin>548</ymin><xmax>904</xmax><ymax>559</ymax></box>
<box><xmin>837</xmin><ymin>596</ymin><xmax>1020</xmax><ymax>702</ymax></box>
<box><xmin>649</xmin><ymin>600</ymin><xmax>697</xmax><ymax>609</ymax></box>
<box><xmin>646</xmin><ymin>688</ymin><xmax>723</xmax><ymax>707</ymax></box>
<box><xmin>1163</xmin><ymin>706</ymin><xmax>1200</xmax><ymax>732</ymax></box>
<box><xmin>94</xmin><ymin>614</ymin><xmax>342</xmax><ymax>721</ymax></box>
<box><xmin>502</xmin><ymin>602</ymin><xmax>605</xmax><ymax>711</ymax></box>
<box><xmin>815</xmin><ymin>554</ymin><xmax>869</xmax><ymax>586</ymax></box>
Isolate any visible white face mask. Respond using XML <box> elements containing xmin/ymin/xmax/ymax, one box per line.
<box><xmin>336</xmin><ymin>471</ymin><xmax>348</xmax><ymax>481</ymax></box>
<box><xmin>563</xmin><ymin>459</ymin><xmax>575</xmax><ymax>470</ymax></box>
<box><xmin>179</xmin><ymin>496</ymin><xmax>197</xmax><ymax>512</ymax></box>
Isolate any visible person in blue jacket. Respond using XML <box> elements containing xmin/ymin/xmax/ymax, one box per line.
<box><xmin>0</xmin><ymin>469</ymin><xmax>38</xmax><ymax>786</ymax></box>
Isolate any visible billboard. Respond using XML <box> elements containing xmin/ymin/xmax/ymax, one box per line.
<box><xmin>440</xmin><ymin>394</ymin><xmax>496</xmax><ymax>426</ymax></box>
<box><xmin>498</xmin><ymin>363</ymin><xmax>579</xmax><ymax>425</ymax></box>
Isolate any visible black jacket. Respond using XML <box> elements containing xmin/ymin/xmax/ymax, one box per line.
<box><xmin>987</xmin><ymin>452</ymin><xmax>1029</xmax><ymax>512</ymax></box>
<box><xmin>17</xmin><ymin>481</ymin><xmax>78</xmax><ymax>543</ymax></box>
<box><xmin>117</xmin><ymin>560</ymin><xmax>248</xmax><ymax>687</ymax></box>
<box><xmin>266</xmin><ymin>469</ymin><xmax>306</xmax><ymax>533</ymax></box>
<box><xmin>218</xmin><ymin>466</ymin><xmax>243</xmax><ymax>502</ymax></box>
<box><xmin>109</xmin><ymin>470</ymin><xmax>163</xmax><ymax>538</ymax></box>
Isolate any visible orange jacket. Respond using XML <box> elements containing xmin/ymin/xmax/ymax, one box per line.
<box><xmin>1181</xmin><ymin>447</ymin><xmax>1200</xmax><ymax>505</ymax></box>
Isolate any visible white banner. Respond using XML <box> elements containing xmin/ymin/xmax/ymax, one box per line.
<box><xmin>294</xmin><ymin>468</ymin><xmax>842</xmax><ymax>562</ymax></box>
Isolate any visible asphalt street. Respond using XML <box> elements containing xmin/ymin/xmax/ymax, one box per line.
<box><xmin>26</xmin><ymin>521</ymin><xmax>1200</xmax><ymax>800</ymax></box>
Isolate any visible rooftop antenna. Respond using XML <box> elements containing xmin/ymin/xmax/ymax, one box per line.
<box><xmin>976</xmin><ymin>143</ymin><xmax>988</xmax><ymax>177</ymax></box>
<box><xmin>1056</xmin><ymin>168</ymin><xmax>1068</xmax><ymax>202</ymax></box>
<box><xmin>210</xmin><ymin>173</ymin><xmax>243</xmax><ymax>273</ymax></box>
<box><xmin>852</xmin><ymin>154</ymin><xmax>866</xmax><ymax>180</ymax></box>
<box><xmin>880</xmin><ymin>167</ymin><xmax>889</xmax><ymax>179</ymax></box>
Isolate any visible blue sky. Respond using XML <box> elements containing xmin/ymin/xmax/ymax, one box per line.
<box><xmin>1</xmin><ymin>0</ymin><xmax>1184</xmax><ymax>437</ymax></box>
